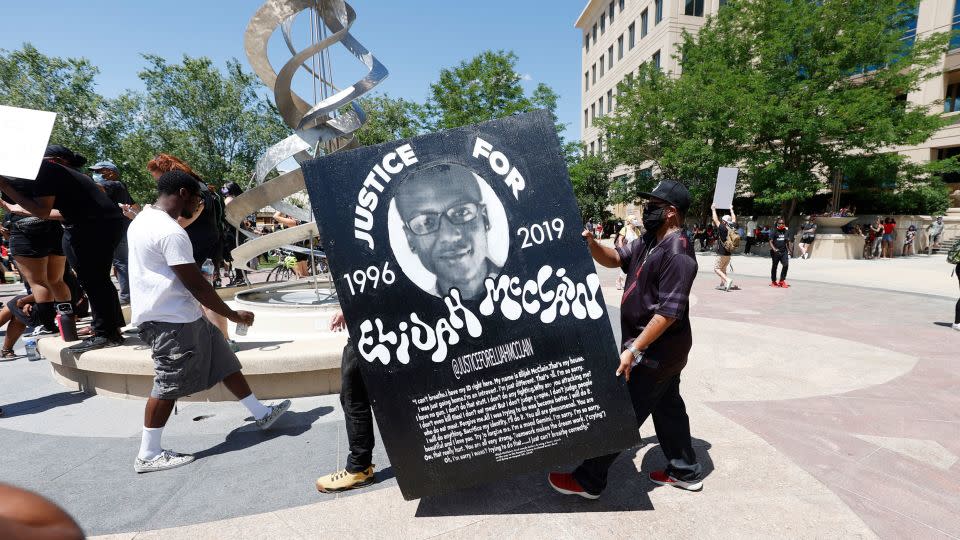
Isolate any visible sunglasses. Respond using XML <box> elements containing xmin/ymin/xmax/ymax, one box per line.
<box><xmin>405</xmin><ymin>202</ymin><xmax>482</xmax><ymax>236</ymax></box>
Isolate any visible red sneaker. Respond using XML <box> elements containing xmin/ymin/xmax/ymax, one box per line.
<box><xmin>769</xmin><ymin>281</ymin><xmax>781</xmax><ymax>287</ymax></box>
<box><xmin>547</xmin><ymin>472</ymin><xmax>599</xmax><ymax>499</ymax></box>
<box><xmin>778</xmin><ymin>280</ymin><xmax>790</xmax><ymax>288</ymax></box>
<box><xmin>649</xmin><ymin>470</ymin><xmax>703</xmax><ymax>492</ymax></box>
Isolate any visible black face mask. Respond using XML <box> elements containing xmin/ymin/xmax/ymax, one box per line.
<box><xmin>642</xmin><ymin>205</ymin><xmax>667</xmax><ymax>233</ymax></box>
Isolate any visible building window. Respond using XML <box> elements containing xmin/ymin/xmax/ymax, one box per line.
<box><xmin>619</xmin><ymin>0</ymin><xmax>625</xmax><ymax>12</ymax></box>
<box><xmin>607</xmin><ymin>89</ymin><xmax>613</xmax><ymax>113</ymax></box>
<box><xmin>952</xmin><ymin>0</ymin><xmax>960</xmax><ymax>50</ymax></box>
<box><xmin>628</xmin><ymin>23</ymin><xmax>636</xmax><ymax>49</ymax></box>
<box><xmin>599</xmin><ymin>97</ymin><xmax>604</xmax><ymax>117</ymax></box>
<box><xmin>618</xmin><ymin>35</ymin><xmax>624</xmax><ymax>59</ymax></box>
<box><xmin>641</xmin><ymin>9</ymin><xmax>649</xmax><ymax>38</ymax></box>
<box><xmin>585</xmin><ymin>72</ymin><xmax>590</xmax><ymax>91</ymax></box>
<box><xmin>591</xmin><ymin>103</ymin><xmax>596</xmax><ymax>122</ymax></box>
<box><xmin>600</xmin><ymin>13</ymin><xmax>606</xmax><ymax>34</ymax></box>
<box><xmin>600</xmin><ymin>55</ymin><xmax>605</xmax><ymax>77</ymax></box>
<box><xmin>684</xmin><ymin>0</ymin><xmax>704</xmax><ymax>16</ymax></box>
<box><xmin>609</xmin><ymin>1</ymin><xmax>615</xmax><ymax>23</ymax></box>
<box><xmin>584</xmin><ymin>33</ymin><xmax>590</xmax><ymax>52</ymax></box>
<box><xmin>590</xmin><ymin>141</ymin><xmax>595</xmax><ymax>155</ymax></box>
<box><xmin>655</xmin><ymin>0</ymin><xmax>663</xmax><ymax>24</ymax></box>
<box><xmin>652</xmin><ymin>50</ymin><xmax>661</xmax><ymax>70</ymax></box>
<box><xmin>946</xmin><ymin>83</ymin><xmax>960</xmax><ymax>113</ymax></box>
<box><xmin>592</xmin><ymin>64</ymin><xmax>597</xmax><ymax>84</ymax></box>
<box><xmin>592</xmin><ymin>23</ymin><xmax>597</xmax><ymax>44</ymax></box>
<box><xmin>608</xmin><ymin>46</ymin><xmax>614</xmax><ymax>68</ymax></box>
<box><xmin>584</xmin><ymin>109</ymin><xmax>589</xmax><ymax>128</ymax></box>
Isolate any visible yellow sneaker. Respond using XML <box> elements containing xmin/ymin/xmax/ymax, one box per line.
<box><xmin>315</xmin><ymin>465</ymin><xmax>375</xmax><ymax>493</ymax></box>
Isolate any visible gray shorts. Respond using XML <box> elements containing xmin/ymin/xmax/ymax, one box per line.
<box><xmin>139</xmin><ymin>317</ymin><xmax>242</xmax><ymax>400</ymax></box>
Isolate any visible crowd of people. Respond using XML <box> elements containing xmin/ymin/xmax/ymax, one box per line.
<box><xmin>0</xmin><ymin>144</ymin><xmax>292</xmax><ymax>471</ymax></box>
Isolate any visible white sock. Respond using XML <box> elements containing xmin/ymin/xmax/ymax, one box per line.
<box><xmin>240</xmin><ymin>394</ymin><xmax>271</xmax><ymax>420</ymax></box>
<box><xmin>138</xmin><ymin>427</ymin><xmax>164</xmax><ymax>461</ymax></box>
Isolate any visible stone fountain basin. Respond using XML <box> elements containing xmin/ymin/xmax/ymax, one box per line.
<box><xmin>813</xmin><ymin>216</ymin><xmax>857</xmax><ymax>234</ymax></box>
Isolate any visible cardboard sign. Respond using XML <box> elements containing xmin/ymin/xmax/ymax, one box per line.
<box><xmin>0</xmin><ymin>105</ymin><xmax>57</xmax><ymax>180</ymax></box>
<box><xmin>712</xmin><ymin>167</ymin><xmax>739</xmax><ymax>209</ymax></box>
<box><xmin>303</xmin><ymin>111</ymin><xmax>638</xmax><ymax>500</ymax></box>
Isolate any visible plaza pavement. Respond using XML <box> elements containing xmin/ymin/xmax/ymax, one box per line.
<box><xmin>0</xmin><ymin>253</ymin><xmax>957</xmax><ymax>539</ymax></box>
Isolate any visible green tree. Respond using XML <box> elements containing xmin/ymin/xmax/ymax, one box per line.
<box><xmin>353</xmin><ymin>94</ymin><xmax>422</xmax><ymax>146</ymax></box>
<box><xmin>0</xmin><ymin>43</ymin><xmax>107</xmax><ymax>163</ymax></box>
<box><xmin>692</xmin><ymin>0</ymin><xmax>953</xmax><ymax>219</ymax></box>
<box><xmin>422</xmin><ymin>50</ymin><xmax>577</xmax><ymax>160</ymax></box>
<box><xmin>114</xmin><ymin>54</ymin><xmax>289</xmax><ymax>196</ymax></box>
<box><xmin>568</xmin><ymin>154</ymin><xmax>614</xmax><ymax>223</ymax></box>
<box><xmin>601</xmin><ymin>61</ymin><xmax>750</xmax><ymax>221</ymax></box>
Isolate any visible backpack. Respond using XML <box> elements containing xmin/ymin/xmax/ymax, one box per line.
<box><xmin>723</xmin><ymin>224</ymin><xmax>741</xmax><ymax>252</ymax></box>
<box><xmin>947</xmin><ymin>238</ymin><xmax>960</xmax><ymax>265</ymax></box>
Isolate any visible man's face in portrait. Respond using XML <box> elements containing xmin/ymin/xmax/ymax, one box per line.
<box><xmin>395</xmin><ymin>164</ymin><xmax>490</xmax><ymax>288</ymax></box>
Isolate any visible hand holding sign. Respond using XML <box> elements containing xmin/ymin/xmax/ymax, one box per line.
<box><xmin>0</xmin><ymin>105</ymin><xmax>57</xmax><ymax>180</ymax></box>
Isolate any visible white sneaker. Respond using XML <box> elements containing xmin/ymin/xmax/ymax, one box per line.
<box><xmin>952</xmin><ymin>323</ymin><xmax>960</xmax><ymax>332</ymax></box>
<box><xmin>724</xmin><ymin>279</ymin><xmax>733</xmax><ymax>292</ymax></box>
<box><xmin>134</xmin><ymin>450</ymin><xmax>194</xmax><ymax>473</ymax></box>
<box><xmin>255</xmin><ymin>399</ymin><xmax>292</xmax><ymax>430</ymax></box>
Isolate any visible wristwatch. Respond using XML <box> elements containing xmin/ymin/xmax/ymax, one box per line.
<box><xmin>627</xmin><ymin>345</ymin><xmax>644</xmax><ymax>365</ymax></box>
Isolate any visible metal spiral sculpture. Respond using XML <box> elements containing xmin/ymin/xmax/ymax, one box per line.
<box><xmin>227</xmin><ymin>0</ymin><xmax>387</xmax><ymax>271</ymax></box>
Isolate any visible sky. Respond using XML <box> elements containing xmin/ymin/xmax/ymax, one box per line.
<box><xmin>1</xmin><ymin>0</ymin><xmax>587</xmax><ymax>143</ymax></box>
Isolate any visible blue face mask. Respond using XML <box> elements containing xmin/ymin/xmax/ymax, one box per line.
<box><xmin>92</xmin><ymin>173</ymin><xmax>105</xmax><ymax>183</ymax></box>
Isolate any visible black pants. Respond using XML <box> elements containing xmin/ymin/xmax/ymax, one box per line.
<box><xmin>744</xmin><ymin>237</ymin><xmax>756</xmax><ymax>254</ymax></box>
<box><xmin>954</xmin><ymin>264</ymin><xmax>959</xmax><ymax>325</ymax></box>
<box><xmin>341</xmin><ymin>340</ymin><xmax>375</xmax><ymax>472</ymax></box>
<box><xmin>771</xmin><ymin>250</ymin><xmax>789</xmax><ymax>282</ymax></box>
<box><xmin>573</xmin><ymin>371</ymin><xmax>700</xmax><ymax>495</ymax></box>
<box><xmin>62</xmin><ymin>224</ymin><xmax>123</xmax><ymax>339</ymax></box>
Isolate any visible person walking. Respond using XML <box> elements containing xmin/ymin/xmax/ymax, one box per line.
<box><xmin>146</xmin><ymin>154</ymin><xmax>233</xmax><ymax>347</ymax></box>
<box><xmin>711</xmin><ymin>204</ymin><xmax>737</xmax><ymax>291</ymax></box>
<box><xmin>744</xmin><ymin>217</ymin><xmax>758</xmax><ymax>255</ymax></box>
<box><xmin>315</xmin><ymin>310</ymin><xmax>378</xmax><ymax>492</ymax></box>
<box><xmin>128</xmin><ymin>171</ymin><xmax>290</xmax><ymax>473</ymax></box>
<box><xmin>769</xmin><ymin>217</ymin><xmax>791</xmax><ymax>288</ymax></box>
<box><xmin>89</xmin><ymin>160</ymin><xmax>139</xmax><ymax>305</ymax></box>
<box><xmin>0</xmin><ymin>145</ymin><xmax>125</xmax><ymax>352</ymax></box>
<box><xmin>953</xmin><ymin>261</ymin><xmax>960</xmax><ymax>332</ymax></box>
<box><xmin>798</xmin><ymin>216</ymin><xmax>816</xmax><ymax>259</ymax></box>
<box><xmin>547</xmin><ymin>179</ymin><xmax>703</xmax><ymax>498</ymax></box>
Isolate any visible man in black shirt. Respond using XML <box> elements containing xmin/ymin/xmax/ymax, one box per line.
<box><xmin>90</xmin><ymin>160</ymin><xmax>140</xmax><ymax>305</ymax></box>
<box><xmin>769</xmin><ymin>217</ymin><xmax>792</xmax><ymax>288</ymax></box>
<box><xmin>548</xmin><ymin>179</ymin><xmax>703</xmax><ymax>498</ymax></box>
<box><xmin>0</xmin><ymin>145</ymin><xmax>126</xmax><ymax>351</ymax></box>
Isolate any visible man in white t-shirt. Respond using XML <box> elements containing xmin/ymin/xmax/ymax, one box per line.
<box><xmin>127</xmin><ymin>170</ymin><xmax>291</xmax><ymax>473</ymax></box>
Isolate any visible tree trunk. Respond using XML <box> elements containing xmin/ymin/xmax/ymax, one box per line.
<box><xmin>783</xmin><ymin>197</ymin><xmax>798</xmax><ymax>223</ymax></box>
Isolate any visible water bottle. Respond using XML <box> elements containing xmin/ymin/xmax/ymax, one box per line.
<box><xmin>235</xmin><ymin>323</ymin><xmax>248</xmax><ymax>336</ymax></box>
<box><xmin>25</xmin><ymin>339</ymin><xmax>39</xmax><ymax>361</ymax></box>
<box><xmin>56</xmin><ymin>303</ymin><xmax>78</xmax><ymax>342</ymax></box>
<box><xmin>201</xmin><ymin>258</ymin><xmax>215</xmax><ymax>284</ymax></box>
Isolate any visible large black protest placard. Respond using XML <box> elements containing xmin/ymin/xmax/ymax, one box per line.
<box><xmin>303</xmin><ymin>110</ymin><xmax>638</xmax><ymax>499</ymax></box>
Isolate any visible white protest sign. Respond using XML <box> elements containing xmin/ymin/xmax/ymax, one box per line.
<box><xmin>0</xmin><ymin>105</ymin><xmax>57</xmax><ymax>180</ymax></box>
<box><xmin>712</xmin><ymin>167</ymin><xmax>739</xmax><ymax>209</ymax></box>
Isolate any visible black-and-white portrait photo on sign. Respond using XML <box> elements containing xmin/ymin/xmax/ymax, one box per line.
<box><xmin>303</xmin><ymin>111</ymin><xmax>638</xmax><ymax>500</ymax></box>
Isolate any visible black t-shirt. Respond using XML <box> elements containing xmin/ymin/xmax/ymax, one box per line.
<box><xmin>1</xmin><ymin>178</ymin><xmax>36</xmax><ymax>225</ymax></box>
<box><xmin>99</xmin><ymin>180</ymin><xmax>136</xmax><ymax>230</ymax></box>
<box><xmin>31</xmin><ymin>160</ymin><xmax>122</xmax><ymax>225</ymax></box>
<box><xmin>615</xmin><ymin>231</ymin><xmax>698</xmax><ymax>377</ymax></box>
<box><xmin>770</xmin><ymin>227</ymin><xmax>790</xmax><ymax>251</ymax></box>
<box><xmin>801</xmin><ymin>222</ymin><xmax>816</xmax><ymax>239</ymax></box>
<box><xmin>185</xmin><ymin>184</ymin><xmax>221</xmax><ymax>253</ymax></box>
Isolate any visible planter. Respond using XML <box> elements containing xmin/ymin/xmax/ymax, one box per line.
<box><xmin>813</xmin><ymin>216</ymin><xmax>857</xmax><ymax>234</ymax></box>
